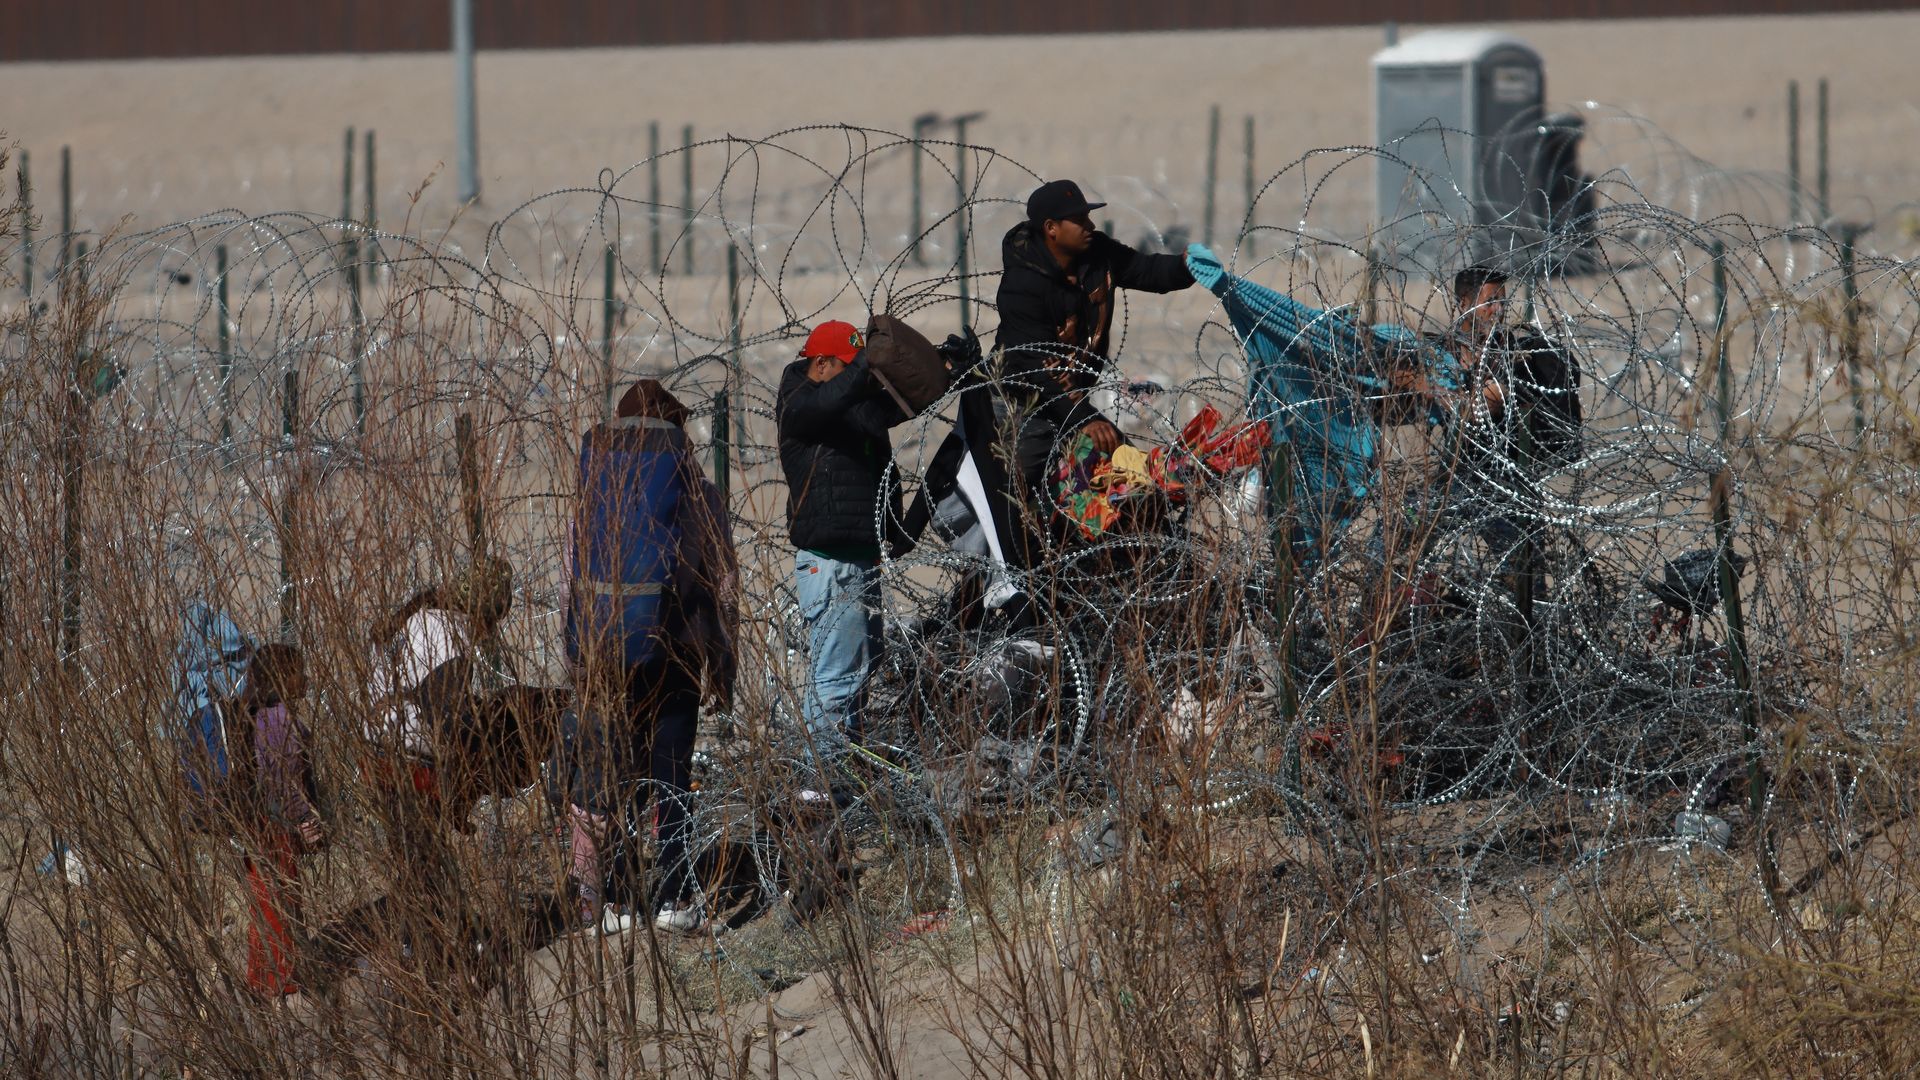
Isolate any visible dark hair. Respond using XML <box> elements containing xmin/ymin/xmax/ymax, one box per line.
<box><xmin>247</xmin><ymin>643</ymin><xmax>306</xmax><ymax>706</ymax></box>
<box><xmin>1453</xmin><ymin>264</ymin><xmax>1509</xmax><ymax>304</ymax></box>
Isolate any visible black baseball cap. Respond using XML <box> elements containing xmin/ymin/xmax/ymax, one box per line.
<box><xmin>1026</xmin><ymin>179</ymin><xmax>1106</xmax><ymax>223</ymax></box>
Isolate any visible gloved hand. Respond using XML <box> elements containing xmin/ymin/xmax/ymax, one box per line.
<box><xmin>936</xmin><ymin>326</ymin><xmax>983</xmax><ymax>373</ymax></box>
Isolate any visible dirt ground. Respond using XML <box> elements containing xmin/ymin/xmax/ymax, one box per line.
<box><xmin>3</xmin><ymin>12</ymin><xmax>1918</xmax><ymax>254</ymax></box>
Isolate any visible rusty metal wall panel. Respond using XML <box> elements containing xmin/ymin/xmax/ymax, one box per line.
<box><xmin>5</xmin><ymin>1</ymin><xmax>1914</xmax><ymax>62</ymax></box>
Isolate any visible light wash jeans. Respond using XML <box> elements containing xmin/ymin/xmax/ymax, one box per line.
<box><xmin>794</xmin><ymin>551</ymin><xmax>884</xmax><ymax>747</ymax></box>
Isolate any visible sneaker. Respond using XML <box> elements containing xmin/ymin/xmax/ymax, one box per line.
<box><xmin>599</xmin><ymin>906</ymin><xmax>640</xmax><ymax>935</ymax></box>
<box><xmin>571</xmin><ymin>901</ymin><xmax>638</xmax><ymax>936</ymax></box>
<box><xmin>652</xmin><ymin>901</ymin><xmax>706</xmax><ymax>935</ymax></box>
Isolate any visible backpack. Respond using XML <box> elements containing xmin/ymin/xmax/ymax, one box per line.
<box><xmin>863</xmin><ymin>313</ymin><xmax>953</xmax><ymax>416</ymax></box>
<box><xmin>172</xmin><ymin>601</ymin><xmax>255</xmax><ymax>798</ymax></box>
<box><xmin>565</xmin><ymin>416</ymin><xmax>689</xmax><ymax>671</ymax></box>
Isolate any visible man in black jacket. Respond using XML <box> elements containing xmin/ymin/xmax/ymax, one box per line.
<box><xmin>1388</xmin><ymin>265</ymin><xmax>1581</xmax><ymax>597</ymax></box>
<box><xmin>776</xmin><ymin>319</ymin><xmax>905</xmax><ymax>749</ymax></box>
<box><xmin>1435</xmin><ymin>264</ymin><xmax>1581</xmax><ymax>492</ymax></box>
<box><xmin>987</xmin><ymin>179</ymin><xmax>1196</xmax><ymax>563</ymax></box>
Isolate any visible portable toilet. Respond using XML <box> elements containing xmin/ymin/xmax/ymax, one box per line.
<box><xmin>1372</xmin><ymin>30</ymin><xmax>1550</xmax><ymax>274</ymax></box>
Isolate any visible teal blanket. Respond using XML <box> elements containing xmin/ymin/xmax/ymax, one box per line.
<box><xmin>1186</xmin><ymin>244</ymin><xmax>1453</xmax><ymax>556</ymax></box>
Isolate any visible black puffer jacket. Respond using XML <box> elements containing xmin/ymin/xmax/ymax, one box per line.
<box><xmin>1451</xmin><ymin>325</ymin><xmax>1583</xmax><ymax>480</ymax></box>
<box><xmin>991</xmin><ymin>221</ymin><xmax>1194</xmax><ymax>430</ymax></box>
<box><xmin>776</xmin><ymin>355</ymin><xmax>906</xmax><ymax>554</ymax></box>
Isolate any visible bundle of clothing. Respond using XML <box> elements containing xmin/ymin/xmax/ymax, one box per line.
<box><xmin>1053</xmin><ymin>404</ymin><xmax>1273</xmax><ymax>541</ymax></box>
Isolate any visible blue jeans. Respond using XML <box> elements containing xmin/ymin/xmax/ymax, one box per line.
<box><xmin>794</xmin><ymin>551</ymin><xmax>883</xmax><ymax>747</ymax></box>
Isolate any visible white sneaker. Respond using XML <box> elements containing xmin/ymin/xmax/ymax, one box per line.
<box><xmin>653</xmin><ymin>901</ymin><xmax>706</xmax><ymax>935</ymax></box>
<box><xmin>598</xmin><ymin>906</ymin><xmax>639</xmax><ymax>935</ymax></box>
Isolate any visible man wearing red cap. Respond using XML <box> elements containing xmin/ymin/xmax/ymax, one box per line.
<box><xmin>775</xmin><ymin>319</ymin><xmax>906</xmax><ymax>759</ymax></box>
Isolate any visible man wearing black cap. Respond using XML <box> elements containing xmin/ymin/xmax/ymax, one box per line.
<box><xmin>988</xmin><ymin>179</ymin><xmax>1196</xmax><ymax>559</ymax></box>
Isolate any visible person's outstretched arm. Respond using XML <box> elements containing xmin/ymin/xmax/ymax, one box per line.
<box><xmin>1102</xmin><ymin>234</ymin><xmax>1196</xmax><ymax>294</ymax></box>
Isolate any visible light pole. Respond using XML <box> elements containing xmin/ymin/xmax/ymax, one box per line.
<box><xmin>453</xmin><ymin>0</ymin><xmax>479</xmax><ymax>204</ymax></box>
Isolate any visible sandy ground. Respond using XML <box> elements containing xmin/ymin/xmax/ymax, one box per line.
<box><xmin>3</xmin><ymin>12</ymin><xmax>1919</xmax><ymax>254</ymax></box>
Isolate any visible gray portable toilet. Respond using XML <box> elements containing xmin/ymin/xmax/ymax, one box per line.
<box><xmin>1372</xmin><ymin>30</ymin><xmax>1548</xmax><ymax>274</ymax></box>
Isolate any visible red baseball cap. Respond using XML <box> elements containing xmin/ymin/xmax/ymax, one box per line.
<box><xmin>801</xmin><ymin>320</ymin><xmax>865</xmax><ymax>364</ymax></box>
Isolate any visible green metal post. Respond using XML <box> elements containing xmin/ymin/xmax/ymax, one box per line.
<box><xmin>910</xmin><ymin>116</ymin><xmax>932</xmax><ymax>266</ymax></box>
<box><xmin>1711</xmin><ymin>241</ymin><xmax>1731</xmax><ymax>438</ymax></box>
<box><xmin>1786</xmin><ymin>81</ymin><xmax>1800</xmax><ymax>226</ymax></box>
<box><xmin>341</xmin><ymin>127</ymin><xmax>355</xmax><ymax>227</ymax></box>
<box><xmin>727</xmin><ymin>242</ymin><xmax>745</xmax><ymax>451</ymax></box>
<box><xmin>217</xmin><ymin>245</ymin><xmax>232</xmax><ymax>448</ymax></box>
<box><xmin>1203</xmin><ymin>104</ymin><xmax>1220</xmax><ymax>248</ymax></box>
<box><xmin>58</xmin><ymin>146</ymin><xmax>71</xmax><ymax>286</ymax></box>
<box><xmin>17</xmin><ymin>150</ymin><xmax>29</xmax><ymax>297</ymax></box>
<box><xmin>347</xmin><ymin>233</ymin><xmax>365</xmax><ymax>435</ymax></box>
<box><xmin>649</xmin><ymin>122</ymin><xmax>663</xmax><ymax>274</ymax></box>
<box><xmin>1705</xmin><ymin>243</ymin><xmax>1760</xmax><ymax>820</ymax></box>
<box><xmin>954</xmin><ymin>117</ymin><xmax>971</xmax><ymax>327</ymax></box>
<box><xmin>601</xmin><ymin>243</ymin><xmax>617</xmax><ymax>422</ymax></box>
<box><xmin>1816</xmin><ymin>78</ymin><xmax>1829</xmax><ymax>223</ymax></box>
<box><xmin>1242</xmin><ymin>114</ymin><xmax>1256</xmax><ymax>258</ymax></box>
<box><xmin>364</xmin><ymin>129</ymin><xmax>377</xmax><ymax>229</ymax></box>
<box><xmin>681</xmin><ymin>124</ymin><xmax>695</xmax><ymax>276</ymax></box>
<box><xmin>1713</xmin><ymin>469</ymin><xmax>1760</xmax><ymax>809</ymax></box>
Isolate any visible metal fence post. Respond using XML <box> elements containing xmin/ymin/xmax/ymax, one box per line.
<box><xmin>1712</xmin><ymin>240</ymin><xmax>1730</xmax><ymax>437</ymax></box>
<box><xmin>1203</xmin><ymin>104</ymin><xmax>1220</xmax><ymax>248</ymax></box>
<box><xmin>681</xmin><ymin>124</ymin><xmax>695</xmax><ymax>275</ymax></box>
<box><xmin>910</xmin><ymin>114</ymin><xmax>934</xmax><ymax>266</ymax></box>
<box><xmin>340</xmin><ymin>127</ymin><xmax>355</xmax><ymax>227</ymax></box>
<box><xmin>17</xmin><ymin>150</ymin><xmax>30</xmax><ymax>297</ymax></box>
<box><xmin>727</xmin><ymin>242</ymin><xmax>745</xmax><ymax>450</ymax></box>
<box><xmin>953</xmin><ymin>117</ymin><xmax>970</xmax><ymax>327</ymax></box>
<box><xmin>217</xmin><ymin>245</ymin><xmax>233</xmax><ymax>449</ymax></box>
<box><xmin>601</xmin><ymin>243</ymin><xmax>616</xmax><ymax>422</ymax></box>
<box><xmin>649</xmin><ymin>121</ymin><xmax>662</xmax><ymax>274</ymax></box>
<box><xmin>1816</xmin><ymin>77</ymin><xmax>1829</xmax><ymax>223</ymax></box>
<box><xmin>347</xmin><ymin>232</ymin><xmax>365</xmax><ymax>435</ymax></box>
<box><xmin>1242</xmin><ymin>114</ymin><xmax>1256</xmax><ymax>258</ymax></box>
<box><xmin>58</xmin><ymin>146</ymin><xmax>71</xmax><ymax>286</ymax></box>
<box><xmin>1786</xmin><ymin>81</ymin><xmax>1800</xmax><ymax>227</ymax></box>
<box><xmin>364</xmin><ymin>129</ymin><xmax>377</xmax><ymax>232</ymax></box>
<box><xmin>1706</xmin><ymin>241</ymin><xmax>1762</xmax><ymax>821</ymax></box>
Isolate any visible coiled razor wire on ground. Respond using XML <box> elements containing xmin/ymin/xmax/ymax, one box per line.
<box><xmin>4</xmin><ymin>118</ymin><xmax>1919</xmax><ymax>1024</ymax></box>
